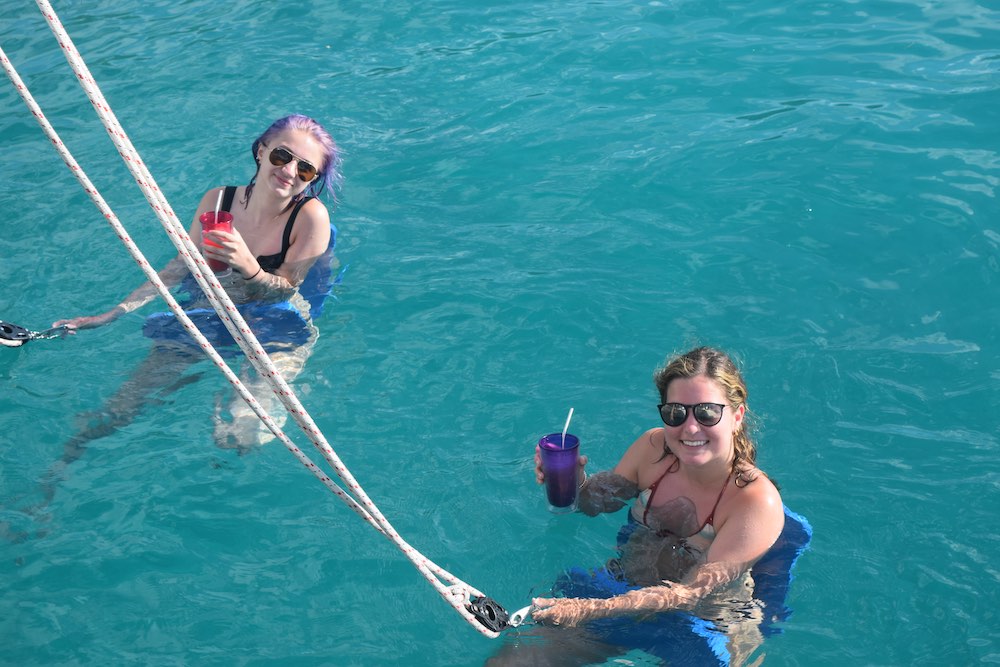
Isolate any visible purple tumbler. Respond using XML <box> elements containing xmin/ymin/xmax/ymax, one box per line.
<box><xmin>539</xmin><ymin>433</ymin><xmax>580</xmax><ymax>513</ymax></box>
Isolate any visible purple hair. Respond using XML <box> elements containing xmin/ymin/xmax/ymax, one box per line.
<box><xmin>247</xmin><ymin>114</ymin><xmax>342</xmax><ymax>203</ymax></box>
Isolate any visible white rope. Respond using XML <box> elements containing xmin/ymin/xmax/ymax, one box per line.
<box><xmin>0</xmin><ymin>43</ymin><xmax>383</xmax><ymax>540</ymax></box>
<box><xmin>1</xmin><ymin>1</ymin><xmax>503</xmax><ymax>638</ymax></box>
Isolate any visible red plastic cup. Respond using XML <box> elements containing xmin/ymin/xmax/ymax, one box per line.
<box><xmin>199</xmin><ymin>210</ymin><xmax>234</xmax><ymax>276</ymax></box>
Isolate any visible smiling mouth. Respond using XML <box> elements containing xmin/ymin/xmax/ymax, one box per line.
<box><xmin>681</xmin><ymin>440</ymin><xmax>708</xmax><ymax>448</ymax></box>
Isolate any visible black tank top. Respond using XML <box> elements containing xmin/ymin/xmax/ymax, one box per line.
<box><xmin>220</xmin><ymin>186</ymin><xmax>313</xmax><ymax>273</ymax></box>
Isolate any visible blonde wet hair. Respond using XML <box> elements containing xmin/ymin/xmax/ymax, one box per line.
<box><xmin>653</xmin><ymin>346</ymin><xmax>761</xmax><ymax>486</ymax></box>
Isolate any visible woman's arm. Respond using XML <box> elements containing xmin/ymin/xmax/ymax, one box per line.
<box><xmin>532</xmin><ymin>559</ymin><xmax>748</xmax><ymax>625</ymax></box>
<box><xmin>53</xmin><ymin>187</ymin><xmax>221</xmax><ymax>331</ymax></box>
<box><xmin>572</xmin><ymin>428</ymin><xmax>661</xmax><ymax>516</ymax></box>
<box><xmin>576</xmin><ymin>471</ymin><xmax>639</xmax><ymax>516</ymax></box>
<box><xmin>53</xmin><ymin>254</ymin><xmax>190</xmax><ymax>331</ymax></box>
<box><xmin>612</xmin><ymin>428</ymin><xmax>664</xmax><ymax>481</ymax></box>
<box><xmin>113</xmin><ymin>255</ymin><xmax>191</xmax><ymax>314</ymax></box>
<box><xmin>533</xmin><ymin>474</ymin><xmax>785</xmax><ymax>626</ymax></box>
<box><xmin>206</xmin><ymin>199</ymin><xmax>330</xmax><ymax>299</ymax></box>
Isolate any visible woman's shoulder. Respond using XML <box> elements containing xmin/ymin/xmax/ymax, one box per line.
<box><xmin>291</xmin><ymin>197</ymin><xmax>331</xmax><ymax>239</ymax></box>
<box><xmin>709</xmin><ymin>472</ymin><xmax>784</xmax><ymax>563</ymax></box>
<box><xmin>623</xmin><ymin>428</ymin><xmax>666</xmax><ymax>461</ymax></box>
<box><xmin>616</xmin><ymin>428</ymin><xmax>676</xmax><ymax>489</ymax></box>
<box><xmin>285</xmin><ymin>198</ymin><xmax>332</xmax><ymax>261</ymax></box>
<box><xmin>613</xmin><ymin>428</ymin><xmax>658</xmax><ymax>483</ymax></box>
<box><xmin>195</xmin><ymin>187</ymin><xmax>223</xmax><ymax>211</ymax></box>
<box><xmin>297</xmin><ymin>195</ymin><xmax>330</xmax><ymax>221</ymax></box>
<box><xmin>731</xmin><ymin>467</ymin><xmax>783</xmax><ymax>518</ymax></box>
<box><xmin>195</xmin><ymin>185</ymin><xmax>244</xmax><ymax>212</ymax></box>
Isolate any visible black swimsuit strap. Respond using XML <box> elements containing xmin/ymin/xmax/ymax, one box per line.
<box><xmin>218</xmin><ymin>188</ymin><xmax>314</xmax><ymax>272</ymax></box>
<box><xmin>221</xmin><ymin>185</ymin><xmax>237</xmax><ymax>212</ymax></box>
<box><xmin>280</xmin><ymin>196</ymin><xmax>312</xmax><ymax>254</ymax></box>
<box><xmin>262</xmin><ymin>196</ymin><xmax>313</xmax><ymax>269</ymax></box>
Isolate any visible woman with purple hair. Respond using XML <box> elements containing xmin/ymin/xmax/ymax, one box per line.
<box><xmin>48</xmin><ymin>114</ymin><xmax>343</xmax><ymax>468</ymax></box>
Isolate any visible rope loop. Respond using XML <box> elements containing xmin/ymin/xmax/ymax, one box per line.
<box><xmin>1</xmin><ymin>2</ymin><xmax>511</xmax><ymax>638</ymax></box>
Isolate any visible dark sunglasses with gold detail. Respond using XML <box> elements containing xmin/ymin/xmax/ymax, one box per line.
<box><xmin>266</xmin><ymin>145</ymin><xmax>319</xmax><ymax>182</ymax></box>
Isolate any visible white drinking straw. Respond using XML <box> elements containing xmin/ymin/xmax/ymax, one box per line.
<box><xmin>561</xmin><ymin>407</ymin><xmax>574</xmax><ymax>448</ymax></box>
<box><xmin>213</xmin><ymin>188</ymin><xmax>223</xmax><ymax>220</ymax></box>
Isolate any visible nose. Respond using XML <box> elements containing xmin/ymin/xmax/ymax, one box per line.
<box><xmin>681</xmin><ymin>412</ymin><xmax>701</xmax><ymax>431</ymax></box>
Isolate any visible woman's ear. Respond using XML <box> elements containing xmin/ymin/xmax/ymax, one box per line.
<box><xmin>733</xmin><ymin>403</ymin><xmax>746</xmax><ymax>432</ymax></box>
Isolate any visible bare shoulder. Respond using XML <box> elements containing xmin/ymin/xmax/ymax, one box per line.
<box><xmin>727</xmin><ymin>469</ymin><xmax>784</xmax><ymax>537</ymax></box>
<box><xmin>708</xmin><ymin>473</ymin><xmax>785</xmax><ymax>564</ymax></box>
<box><xmin>195</xmin><ymin>186</ymin><xmax>227</xmax><ymax>212</ymax></box>
<box><xmin>613</xmin><ymin>428</ymin><xmax>666</xmax><ymax>486</ymax></box>
<box><xmin>188</xmin><ymin>187</ymin><xmax>225</xmax><ymax>235</ymax></box>
<box><xmin>299</xmin><ymin>197</ymin><xmax>331</xmax><ymax>226</ymax></box>
<box><xmin>289</xmin><ymin>198</ymin><xmax>331</xmax><ymax>254</ymax></box>
<box><xmin>749</xmin><ymin>470</ymin><xmax>782</xmax><ymax>509</ymax></box>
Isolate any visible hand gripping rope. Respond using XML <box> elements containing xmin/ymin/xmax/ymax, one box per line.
<box><xmin>1</xmin><ymin>1</ymin><xmax>520</xmax><ymax>638</ymax></box>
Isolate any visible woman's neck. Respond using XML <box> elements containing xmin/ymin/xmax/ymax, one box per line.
<box><xmin>244</xmin><ymin>185</ymin><xmax>295</xmax><ymax>222</ymax></box>
<box><xmin>682</xmin><ymin>454</ymin><xmax>734</xmax><ymax>488</ymax></box>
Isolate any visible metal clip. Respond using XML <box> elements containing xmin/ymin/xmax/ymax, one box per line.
<box><xmin>0</xmin><ymin>321</ymin><xmax>69</xmax><ymax>347</ymax></box>
<box><xmin>31</xmin><ymin>324</ymin><xmax>70</xmax><ymax>340</ymax></box>
<box><xmin>508</xmin><ymin>604</ymin><xmax>534</xmax><ymax>627</ymax></box>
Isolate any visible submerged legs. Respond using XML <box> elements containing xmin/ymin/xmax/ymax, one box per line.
<box><xmin>34</xmin><ymin>344</ymin><xmax>201</xmax><ymax>509</ymax></box>
<box><xmin>213</xmin><ymin>342</ymin><xmax>314</xmax><ymax>453</ymax></box>
<box><xmin>484</xmin><ymin>626</ymin><xmax>627</xmax><ymax>667</ymax></box>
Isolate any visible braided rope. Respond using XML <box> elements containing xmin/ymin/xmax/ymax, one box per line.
<box><xmin>0</xmin><ymin>42</ymin><xmax>391</xmax><ymax>538</ymax></box>
<box><xmin>1</xmin><ymin>2</ymin><xmax>501</xmax><ymax>637</ymax></box>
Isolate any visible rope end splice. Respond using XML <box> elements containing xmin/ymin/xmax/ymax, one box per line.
<box><xmin>467</xmin><ymin>596</ymin><xmax>511</xmax><ymax>634</ymax></box>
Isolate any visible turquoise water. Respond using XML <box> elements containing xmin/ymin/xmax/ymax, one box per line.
<box><xmin>2</xmin><ymin>0</ymin><xmax>999</xmax><ymax>664</ymax></box>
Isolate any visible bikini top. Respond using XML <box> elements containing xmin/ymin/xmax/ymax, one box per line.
<box><xmin>220</xmin><ymin>186</ymin><xmax>313</xmax><ymax>273</ymax></box>
<box><xmin>636</xmin><ymin>463</ymin><xmax>732</xmax><ymax>541</ymax></box>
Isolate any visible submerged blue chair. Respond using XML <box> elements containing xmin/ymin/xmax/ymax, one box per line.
<box><xmin>750</xmin><ymin>505</ymin><xmax>812</xmax><ymax>636</ymax></box>
<box><xmin>556</xmin><ymin>505</ymin><xmax>812</xmax><ymax>665</ymax></box>
<box><xmin>682</xmin><ymin>505</ymin><xmax>813</xmax><ymax>664</ymax></box>
<box><xmin>142</xmin><ymin>224</ymin><xmax>341</xmax><ymax>356</ymax></box>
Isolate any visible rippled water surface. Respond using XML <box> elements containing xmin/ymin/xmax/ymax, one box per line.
<box><xmin>2</xmin><ymin>1</ymin><xmax>999</xmax><ymax>665</ymax></box>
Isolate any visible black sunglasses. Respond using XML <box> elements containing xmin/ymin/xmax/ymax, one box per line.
<box><xmin>267</xmin><ymin>146</ymin><xmax>319</xmax><ymax>182</ymax></box>
<box><xmin>658</xmin><ymin>402</ymin><xmax>726</xmax><ymax>427</ymax></box>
